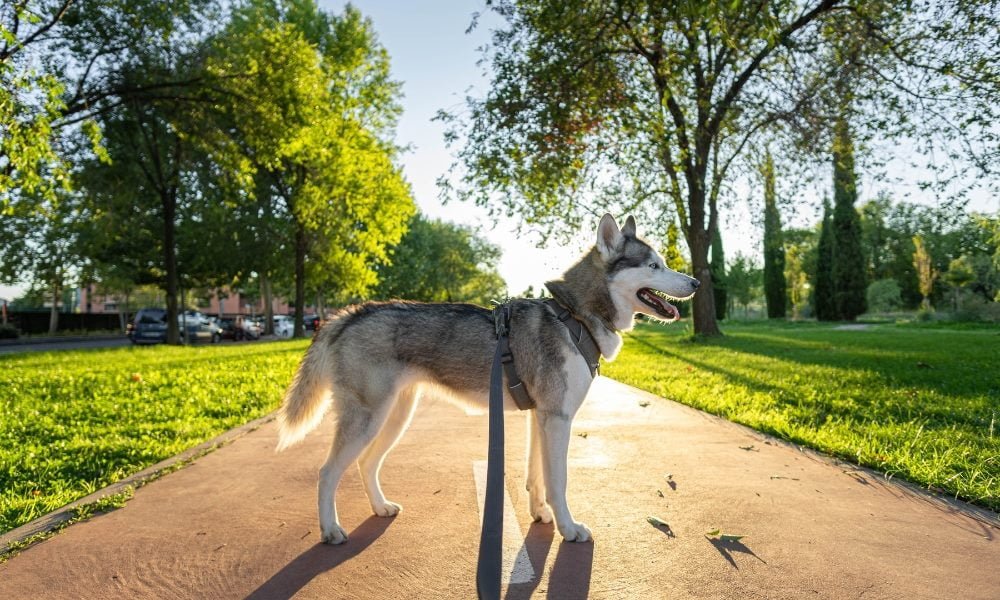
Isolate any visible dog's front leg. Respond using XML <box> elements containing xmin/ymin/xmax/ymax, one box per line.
<box><xmin>526</xmin><ymin>410</ymin><xmax>553</xmax><ymax>523</ymax></box>
<box><xmin>537</xmin><ymin>409</ymin><xmax>591</xmax><ymax>542</ymax></box>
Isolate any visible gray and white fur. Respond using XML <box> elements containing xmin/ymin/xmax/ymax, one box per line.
<box><xmin>277</xmin><ymin>214</ymin><xmax>699</xmax><ymax>544</ymax></box>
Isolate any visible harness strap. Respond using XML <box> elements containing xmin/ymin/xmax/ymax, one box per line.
<box><xmin>544</xmin><ymin>299</ymin><xmax>602</xmax><ymax>377</ymax></box>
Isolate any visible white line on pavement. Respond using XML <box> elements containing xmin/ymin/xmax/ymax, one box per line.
<box><xmin>472</xmin><ymin>460</ymin><xmax>535</xmax><ymax>585</ymax></box>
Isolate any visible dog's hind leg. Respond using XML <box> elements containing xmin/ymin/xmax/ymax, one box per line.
<box><xmin>358</xmin><ymin>385</ymin><xmax>420</xmax><ymax>518</ymax></box>
<box><xmin>317</xmin><ymin>396</ymin><xmax>390</xmax><ymax>545</ymax></box>
<box><xmin>525</xmin><ymin>410</ymin><xmax>553</xmax><ymax>523</ymax></box>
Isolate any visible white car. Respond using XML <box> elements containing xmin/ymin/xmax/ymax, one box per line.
<box><xmin>273</xmin><ymin>315</ymin><xmax>294</xmax><ymax>338</ymax></box>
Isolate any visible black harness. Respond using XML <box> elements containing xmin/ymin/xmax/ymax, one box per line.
<box><xmin>476</xmin><ymin>297</ymin><xmax>603</xmax><ymax>599</ymax></box>
<box><xmin>495</xmin><ymin>298</ymin><xmax>602</xmax><ymax>410</ymax></box>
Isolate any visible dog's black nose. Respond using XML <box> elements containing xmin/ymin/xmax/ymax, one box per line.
<box><xmin>691</xmin><ymin>279</ymin><xmax>701</xmax><ymax>289</ymax></box>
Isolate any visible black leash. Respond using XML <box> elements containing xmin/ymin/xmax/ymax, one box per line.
<box><xmin>476</xmin><ymin>299</ymin><xmax>602</xmax><ymax>598</ymax></box>
<box><xmin>477</xmin><ymin>302</ymin><xmax>509</xmax><ymax>600</ymax></box>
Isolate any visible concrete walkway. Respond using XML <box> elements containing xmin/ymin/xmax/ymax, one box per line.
<box><xmin>1</xmin><ymin>377</ymin><xmax>997</xmax><ymax>599</ymax></box>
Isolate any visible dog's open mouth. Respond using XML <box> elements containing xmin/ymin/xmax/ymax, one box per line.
<box><xmin>637</xmin><ymin>288</ymin><xmax>679</xmax><ymax>321</ymax></box>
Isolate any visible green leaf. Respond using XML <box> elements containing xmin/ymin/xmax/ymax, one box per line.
<box><xmin>647</xmin><ymin>515</ymin><xmax>670</xmax><ymax>528</ymax></box>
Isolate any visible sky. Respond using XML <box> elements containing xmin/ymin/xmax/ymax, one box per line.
<box><xmin>320</xmin><ymin>0</ymin><xmax>590</xmax><ymax>296</ymax></box>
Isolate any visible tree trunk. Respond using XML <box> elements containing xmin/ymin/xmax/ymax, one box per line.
<box><xmin>293</xmin><ymin>222</ymin><xmax>306</xmax><ymax>338</ymax></box>
<box><xmin>688</xmin><ymin>228</ymin><xmax>721</xmax><ymax>336</ymax></box>
<box><xmin>48</xmin><ymin>279</ymin><xmax>60</xmax><ymax>335</ymax></box>
<box><xmin>262</xmin><ymin>274</ymin><xmax>274</xmax><ymax>335</ymax></box>
<box><xmin>315</xmin><ymin>291</ymin><xmax>325</xmax><ymax>320</ymax></box>
<box><xmin>164</xmin><ymin>190</ymin><xmax>180</xmax><ymax>345</ymax></box>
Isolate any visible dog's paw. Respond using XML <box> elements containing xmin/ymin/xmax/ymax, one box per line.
<box><xmin>559</xmin><ymin>521</ymin><xmax>592</xmax><ymax>543</ymax></box>
<box><xmin>372</xmin><ymin>500</ymin><xmax>402</xmax><ymax>518</ymax></box>
<box><xmin>321</xmin><ymin>523</ymin><xmax>349</xmax><ymax>545</ymax></box>
<box><xmin>530</xmin><ymin>501</ymin><xmax>553</xmax><ymax>524</ymax></box>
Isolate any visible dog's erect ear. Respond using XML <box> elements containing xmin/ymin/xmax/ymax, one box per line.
<box><xmin>597</xmin><ymin>213</ymin><xmax>623</xmax><ymax>259</ymax></box>
<box><xmin>622</xmin><ymin>216</ymin><xmax>637</xmax><ymax>237</ymax></box>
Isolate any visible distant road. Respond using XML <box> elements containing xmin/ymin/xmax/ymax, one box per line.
<box><xmin>0</xmin><ymin>336</ymin><xmax>131</xmax><ymax>355</ymax></box>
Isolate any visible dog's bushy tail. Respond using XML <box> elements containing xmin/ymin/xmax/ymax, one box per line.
<box><xmin>276</xmin><ymin>317</ymin><xmax>349</xmax><ymax>451</ymax></box>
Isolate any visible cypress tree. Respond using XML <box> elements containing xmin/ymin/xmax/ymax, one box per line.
<box><xmin>761</xmin><ymin>151</ymin><xmax>787</xmax><ymax>318</ymax></box>
<box><xmin>831</xmin><ymin>117</ymin><xmax>867</xmax><ymax>320</ymax></box>
<box><xmin>710</xmin><ymin>227</ymin><xmax>727</xmax><ymax>320</ymax></box>
<box><xmin>665</xmin><ymin>221</ymin><xmax>691</xmax><ymax>317</ymax></box>
<box><xmin>814</xmin><ymin>199</ymin><xmax>836</xmax><ymax>320</ymax></box>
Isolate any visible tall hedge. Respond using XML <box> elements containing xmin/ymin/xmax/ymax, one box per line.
<box><xmin>762</xmin><ymin>152</ymin><xmax>787</xmax><ymax>318</ymax></box>
<box><xmin>814</xmin><ymin>199</ymin><xmax>837</xmax><ymax>321</ymax></box>
<box><xmin>711</xmin><ymin>227</ymin><xmax>727</xmax><ymax>320</ymax></box>
<box><xmin>831</xmin><ymin>117</ymin><xmax>867</xmax><ymax>320</ymax></box>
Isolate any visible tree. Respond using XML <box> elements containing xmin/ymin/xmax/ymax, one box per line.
<box><xmin>727</xmin><ymin>253</ymin><xmax>762</xmax><ymax>318</ymax></box>
<box><xmin>866</xmin><ymin>278</ymin><xmax>902</xmax><ymax>313</ymax></box>
<box><xmin>762</xmin><ymin>151</ymin><xmax>786</xmax><ymax>318</ymax></box>
<box><xmin>1</xmin><ymin>1</ymin><xmax>73</xmax><ymax>200</ymax></box>
<box><xmin>663</xmin><ymin>220</ymin><xmax>691</xmax><ymax>317</ymax></box>
<box><xmin>206</xmin><ymin>1</ymin><xmax>414</xmax><ymax>337</ymax></box>
<box><xmin>445</xmin><ymin>1</ymin><xmax>998</xmax><ymax>335</ymax></box>
<box><xmin>0</xmin><ymin>189</ymin><xmax>86</xmax><ymax>333</ymax></box>
<box><xmin>374</xmin><ymin>214</ymin><xmax>506</xmax><ymax>305</ymax></box>
<box><xmin>912</xmin><ymin>235</ymin><xmax>937</xmax><ymax>311</ymax></box>
<box><xmin>710</xmin><ymin>227</ymin><xmax>727</xmax><ymax>321</ymax></box>
<box><xmin>814</xmin><ymin>199</ymin><xmax>836</xmax><ymax>320</ymax></box>
<box><xmin>943</xmin><ymin>255</ymin><xmax>975</xmax><ymax>312</ymax></box>
<box><xmin>784</xmin><ymin>228</ymin><xmax>817</xmax><ymax>319</ymax></box>
<box><xmin>830</xmin><ymin>117</ymin><xmax>866</xmax><ymax>320</ymax></box>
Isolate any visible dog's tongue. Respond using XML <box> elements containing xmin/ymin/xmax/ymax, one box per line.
<box><xmin>638</xmin><ymin>288</ymin><xmax>679</xmax><ymax>321</ymax></box>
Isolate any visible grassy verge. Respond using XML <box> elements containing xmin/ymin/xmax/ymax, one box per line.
<box><xmin>0</xmin><ymin>339</ymin><xmax>309</xmax><ymax>534</ymax></box>
<box><xmin>602</xmin><ymin>321</ymin><xmax>1000</xmax><ymax>512</ymax></box>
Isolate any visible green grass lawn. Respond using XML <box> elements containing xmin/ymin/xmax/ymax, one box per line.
<box><xmin>0</xmin><ymin>340</ymin><xmax>309</xmax><ymax>534</ymax></box>
<box><xmin>603</xmin><ymin>320</ymin><xmax>1000</xmax><ymax>512</ymax></box>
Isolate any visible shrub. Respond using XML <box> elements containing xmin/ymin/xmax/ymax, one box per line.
<box><xmin>0</xmin><ymin>324</ymin><xmax>19</xmax><ymax>339</ymax></box>
<box><xmin>866</xmin><ymin>279</ymin><xmax>902</xmax><ymax>313</ymax></box>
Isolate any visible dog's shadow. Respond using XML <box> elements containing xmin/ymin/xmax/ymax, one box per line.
<box><xmin>505</xmin><ymin>522</ymin><xmax>594</xmax><ymax>600</ymax></box>
<box><xmin>245</xmin><ymin>517</ymin><xmax>392</xmax><ymax>600</ymax></box>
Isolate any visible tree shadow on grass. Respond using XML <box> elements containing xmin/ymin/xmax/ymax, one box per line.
<box><xmin>245</xmin><ymin>516</ymin><xmax>392</xmax><ymax>600</ymax></box>
<box><xmin>626</xmin><ymin>332</ymin><xmax>990</xmax><ymax>431</ymax></box>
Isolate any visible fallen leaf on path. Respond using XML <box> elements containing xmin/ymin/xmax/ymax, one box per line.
<box><xmin>647</xmin><ymin>515</ymin><xmax>670</xmax><ymax>528</ymax></box>
<box><xmin>639</xmin><ymin>400</ymin><xmax>650</xmax><ymax>407</ymax></box>
<box><xmin>705</xmin><ymin>529</ymin><xmax>746</xmax><ymax>542</ymax></box>
<box><xmin>657</xmin><ymin>489</ymin><xmax>664</xmax><ymax>498</ymax></box>
<box><xmin>770</xmin><ymin>475</ymin><xmax>800</xmax><ymax>481</ymax></box>
<box><xmin>739</xmin><ymin>445</ymin><xmax>758</xmax><ymax>451</ymax></box>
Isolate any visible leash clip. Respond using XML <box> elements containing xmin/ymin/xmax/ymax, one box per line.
<box><xmin>491</xmin><ymin>299</ymin><xmax>510</xmax><ymax>339</ymax></box>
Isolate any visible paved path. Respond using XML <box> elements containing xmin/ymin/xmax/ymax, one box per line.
<box><xmin>1</xmin><ymin>377</ymin><xmax>997</xmax><ymax>599</ymax></box>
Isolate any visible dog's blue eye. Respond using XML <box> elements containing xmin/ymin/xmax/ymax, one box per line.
<box><xmin>649</xmin><ymin>263</ymin><xmax>658</xmax><ymax>269</ymax></box>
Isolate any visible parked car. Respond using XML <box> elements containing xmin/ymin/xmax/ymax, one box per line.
<box><xmin>129</xmin><ymin>308</ymin><xmax>220</xmax><ymax>345</ymax></box>
<box><xmin>273</xmin><ymin>315</ymin><xmax>294</xmax><ymax>338</ymax></box>
<box><xmin>130</xmin><ymin>308</ymin><xmax>168</xmax><ymax>345</ymax></box>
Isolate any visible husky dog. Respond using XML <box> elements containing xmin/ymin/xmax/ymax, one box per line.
<box><xmin>277</xmin><ymin>214</ymin><xmax>699</xmax><ymax>544</ymax></box>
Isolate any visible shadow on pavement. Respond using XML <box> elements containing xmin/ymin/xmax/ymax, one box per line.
<box><xmin>245</xmin><ymin>516</ymin><xmax>393</xmax><ymax>600</ymax></box>
<box><xmin>547</xmin><ymin>538</ymin><xmax>594</xmax><ymax>599</ymax></box>
<box><xmin>708</xmin><ymin>537</ymin><xmax>766</xmax><ymax>570</ymax></box>
<box><xmin>505</xmin><ymin>521</ymin><xmax>594</xmax><ymax>600</ymax></box>
<box><xmin>505</xmin><ymin>522</ymin><xmax>554</xmax><ymax>599</ymax></box>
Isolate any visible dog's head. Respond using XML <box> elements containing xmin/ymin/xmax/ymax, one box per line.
<box><xmin>597</xmin><ymin>214</ymin><xmax>700</xmax><ymax>324</ymax></box>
